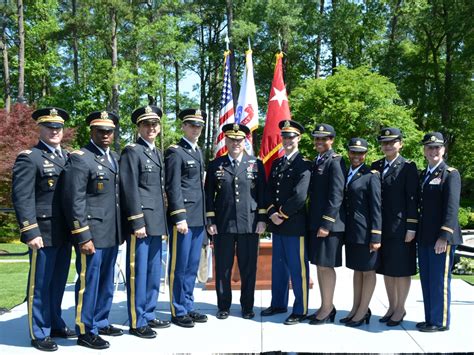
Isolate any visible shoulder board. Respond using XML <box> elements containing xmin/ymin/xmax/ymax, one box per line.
<box><xmin>447</xmin><ymin>167</ymin><xmax>457</xmax><ymax>172</ymax></box>
<box><xmin>332</xmin><ymin>154</ymin><xmax>341</xmax><ymax>158</ymax></box>
<box><xmin>303</xmin><ymin>158</ymin><xmax>311</xmax><ymax>162</ymax></box>
<box><xmin>71</xmin><ymin>150</ymin><xmax>84</xmax><ymax>155</ymax></box>
<box><xmin>169</xmin><ymin>144</ymin><xmax>179</xmax><ymax>149</ymax></box>
<box><xmin>371</xmin><ymin>169</ymin><xmax>380</xmax><ymax>174</ymax></box>
<box><xmin>18</xmin><ymin>149</ymin><xmax>32</xmax><ymax>156</ymax></box>
<box><xmin>128</xmin><ymin>143</ymin><xmax>136</xmax><ymax>148</ymax></box>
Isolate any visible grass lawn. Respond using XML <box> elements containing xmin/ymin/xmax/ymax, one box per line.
<box><xmin>412</xmin><ymin>273</ymin><xmax>474</xmax><ymax>285</ymax></box>
<box><xmin>0</xmin><ymin>246</ymin><xmax>77</xmax><ymax>310</ymax></box>
<box><xmin>0</xmin><ymin>242</ymin><xmax>29</xmax><ymax>259</ymax></box>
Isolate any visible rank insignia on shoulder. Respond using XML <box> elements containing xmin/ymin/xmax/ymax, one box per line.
<box><xmin>71</xmin><ymin>150</ymin><xmax>84</xmax><ymax>155</ymax></box>
<box><xmin>169</xmin><ymin>144</ymin><xmax>179</xmax><ymax>149</ymax></box>
<box><xmin>18</xmin><ymin>149</ymin><xmax>32</xmax><ymax>155</ymax></box>
<box><xmin>447</xmin><ymin>167</ymin><xmax>457</xmax><ymax>172</ymax></box>
<box><xmin>332</xmin><ymin>154</ymin><xmax>341</xmax><ymax>158</ymax></box>
<box><xmin>128</xmin><ymin>143</ymin><xmax>136</xmax><ymax>148</ymax></box>
<box><xmin>371</xmin><ymin>170</ymin><xmax>380</xmax><ymax>174</ymax></box>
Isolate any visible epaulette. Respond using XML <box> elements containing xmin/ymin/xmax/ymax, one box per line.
<box><xmin>303</xmin><ymin>158</ymin><xmax>311</xmax><ymax>162</ymax></box>
<box><xmin>18</xmin><ymin>149</ymin><xmax>32</xmax><ymax>156</ymax></box>
<box><xmin>127</xmin><ymin>143</ymin><xmax>137</xmax><ymax>148</ymax></box>
<box><xmin>332</xmin><ymin>154</ymin><xmax>341</xmax><ymax>158</ymax></box>
<box><xmin>71</xmin><ymin>150</ymin><xmax>85</xmax><ymax>155</ymax></box>
<box><xmin>371</xmin><ymin>169</ymin><xmax>380</xmax><ymax>174</ymax></box>
<box><xmin>169</xmin><ymin>144</ymin><xmax>179</xmax><ymax>149</ymax></box>
<box><xmin>447</xmin><ymin>167</ymin><xmax>457</xmax><ymax>173</ymax></box>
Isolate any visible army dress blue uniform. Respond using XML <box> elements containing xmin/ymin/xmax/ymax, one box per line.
<box><xmin>263</xmin><ymin>120</ymin><xmax>311</xmax><ymax>322</ymax></box>
<box><xmin>417</xmin><ymin>132</ymin><xmax>462</xmax><ymax>331</ymax></box>
<box><xmin>62</xmin><ymin>112</ymin><xmax>122</xmax><ymax>342</ymax></box>
<box><xmin>344</xmin><ymin>164</ymin><xmax>382</xmax><ymax>271</ymax></box>
<box><xmin>119</xmin><ymin>106</ymin><xmax>169</xmax><ymax>337</ymax></box>
<box><xmin>205</xmin><ymin>124</ymin><xmax>266</xmax><ymax>317</ymax></box>
<box><xmin>12</xmin><ymin>108</ymin><xmax>73</xmax><ymax>349</ymax></box>
<box><xmin>371</xmin><ymin>153</ymin><xmax>418</xmax><ymax>277</ymax></box>
<box><xmin>165</xmin><ymin>109</ymin><xmax>207</xmax><ymax>327</ymax></box>
<box><xmin>308</xmin><ymin>147</ymin><xmax>346</xmax><ymax>267</ymax></box>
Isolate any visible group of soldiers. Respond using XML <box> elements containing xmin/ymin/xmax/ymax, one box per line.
<box><xmin>12</xmin><ymin>106</ymin><xmax>462</xmax><ymax>352</ymax></box>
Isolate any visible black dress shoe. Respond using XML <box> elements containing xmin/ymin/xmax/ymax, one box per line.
<box><xmin>379</xmin><ymin>313</ymin><xmax>394</xmax><ymax>323</ymax></box>
<box><xmin>416</xmin><ymin>321</ymin><xmax>428</xmax><ymax>328</ymax></box>
<box><xmin>284</xmin><ymin>313</ymin><xmax>306</xmax><ymax>325</ymax></box>
<box><xmin>216</xmin><ymin>310</ymin><xmax>229</xmax><ymax>319</ymax></box>
<box><xmin>148</xmin><ymin>318</ymin><xmax>171</xmax><ymax>329</ymax></box>
<box><xmin>418</xmin><ymin>324</ymin><xmax>449</xmax><ymax>332</ymax></box>
<box><xmin>50</xmin><ymin>327</ymin><xmax>77</xmax><ymax>338</ymax></box>
<box><xmin>386</xmin><ymin>312</ymin><xmax>406</xmax><ymax>327</ymax></box>
<box><xmin>129</xmin><ymin>326</ymin><xmax>156</xmax><ymax>339</ymax></box>
<box><xmin>31</xmin><ymin>337</ymin><xmax>58</xmax><ymax>352</ymax></box>
<box><xmin>77</xmin><ymin>334</ymin><xmax>110</xmax><ymax>350</ymax></box>
<box><xmin>261</xmin><ymin>306</ymin><xmax>287</xmax><ymax>317</ymax></box>
<box><xmin>242</xmin><ymin>310</ymin><xmax>255</xmax><ymax>319</ymax></box>
<box><xmin>171</xmin><ymin>315</ymin><xmax>195</xmax><ymax>328</ymax></box>
<box><xmin>309</xmin><ymin>307</ymin><xmax>337</xmax><ymax>325</ymax></box>
<box><xmin>188</xmin><ymin>311</ymin><xmax>208</xmax><ymax>323</ymax></box>
<box><xmin>346</xmin><ymin>309</ymin><xmax>372</xmax><ymax>327</ymax></box>
<box><xmin>98</xmin><ymin>325</ymin><xmax>123</xmax><ymax>337</ymax></box>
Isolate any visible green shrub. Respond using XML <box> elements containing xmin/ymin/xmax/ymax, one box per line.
<box><xmin>459</xmin><ymin>207</ymin><xmax>474</xmax><ymax>229</ymax></box>
<box><xmin>453</xmin><ymin>257</ymin><xmax>474</xmax><ymax>275</ymax></box>
<box><xmin>0</xmin><ymin>212</ymin><xmax>19</xmax><ymax>243</ymax></box>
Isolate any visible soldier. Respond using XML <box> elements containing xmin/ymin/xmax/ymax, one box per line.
<box><xmin>340</xmin><ymin>138</ymin><xmax>382</xmax><ymax>327</ymax></box>
<box><xmin>165</xmin><ymin>109</ymin><xmax>207</xmax><ymax>328</ymax></box>
<box><xmin>62</xmin><ymin>111</ymin><xmax>123</xmax><ymax>349</ymax></box>
<box><xmin>12</xmin><ymin>107</ymin><xmax>75</xmax><ymax>352</ymax></box>
<box><xmin>261</xmin><ymin>120</ymin><xmax>311</xmax><ymax>325</ymax></box>
<box><xmin>416</xmin><ymin>132</ymin><xmax>462</xmax><ymax>332</ymax></box>
<box><xmin>307</xmin><ymin>123</ymin><xmax>346</xmax><ymax>325</ymax></box>
<box><xmin>371</xmin><ymin>128</ymin><xmax>418</xmax><ymax>326</ymax></box>
<box><xmin>119</xmin><ymin>106</ymin><xmax>170</xmax><ymax>339</ymax></box>
<box><xmin>205</xmin><ymin>123</ymin><xmax>267</xmax><ymax>320</ymax></box>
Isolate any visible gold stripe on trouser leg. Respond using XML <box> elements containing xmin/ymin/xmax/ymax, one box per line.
<box><xmin>75</xmin><ymin>253</ymin><xmax>87</xmax><ymax>334</ymax></box>
<box><xmin>130</xmin><ymin>234</ymin><xmax>137</xmax><ymax>328</ymax></box>
<box><xmin>442</xmin><ymin>245</ymin><xmax>452</xmax><ymax>327</ymax></box>
<box><xmin>299</xmin><ymin>236</ymin><xmax>308</xmax><ymax>314</ymax></box>
<box><xmin>28</xmin><ymin>249</ymin><xmax>37</xmax><ymax>340</ymax></box>
<box><xmin>168</xmin><ymin>226</ymin><xmax>178</xmax><ymax>316</ymax></box>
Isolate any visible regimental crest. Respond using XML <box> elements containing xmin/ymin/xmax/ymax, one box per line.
<box><xmin>430</xmin><ymin>135</ymin><xmax>436</xmax><ymax>141</ymax></box>
<box><xmin>50</xmin><ymin>108</ymin><xmax>58</xmax><ymax>116</ymax></box>
<box><xmin>284</xmin><ymin>120</ymin><xmax>291</xmax><ymax>128</ymax></box>
<box><xmin>101</xmin><ymin>111</ymin><xmax>108</xmax><ymax>119</ymax></box>
<box><xmin>319</xmin><ymin>126</ymin><xmax>324</xmax><ymax>131</ymax></box>
<box><xmin>233</xmin><ymin>123</ymin><xmax>239</xmax><ymax>132</ymax></box>
<box><xmin>385</xmin><ymin>130</ymin><xmax>390</xmax><ymax>136</ymax></box>
<box><xmin>145</xmin><ymin>106</ymin><xmax>152</xmax><ymax>113</ymax></box>
<box><xmin>356</xmin><ymin>140</ymin><xmax>361</xmax><ymax>146</ymax></box>
<box><xmin>195</xmin><ymin>109</ymin><xmax>202</xmax><ymax>117</ymax></box>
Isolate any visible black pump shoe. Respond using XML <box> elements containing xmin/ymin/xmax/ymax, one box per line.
<box><xmin>309</xmin><ymin>307</ymin><xmax>336</xmax><ymax>325</ymax></box>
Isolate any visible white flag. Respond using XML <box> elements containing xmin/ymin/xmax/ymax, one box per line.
<box><xmin>235</xmin><ymin>49</ymin><xmax>258</xmax><ymax>155</ymax></box>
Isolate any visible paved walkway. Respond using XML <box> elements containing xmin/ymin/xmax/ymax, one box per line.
<box><xmin>0</xmin><ymin>264</ymin><xmax>473</xmax><ymax>353</ymax></box>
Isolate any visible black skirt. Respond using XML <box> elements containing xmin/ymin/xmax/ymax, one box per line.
<box><xmin>345</xmin><ymin>243</ymin><xmax>379</xmax><ymax>271</ymax></box>
<box><xmin>376</xmin><ymin>238</ymin><xmax>417</xmax><ymax>277</ymax></box>
<box><xmin>309</xmin><ymin>232</ymin><xmax>343</xmax><ymax>267</ymax></box>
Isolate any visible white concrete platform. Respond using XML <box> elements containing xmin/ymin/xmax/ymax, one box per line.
<box><xmin>1</xmin><ymin>264</ymin><xmax>473</xmax><ymax>353</ymax></box>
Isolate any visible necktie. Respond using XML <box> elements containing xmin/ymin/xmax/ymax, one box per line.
<box><xmin>316</xmin><ymin>156</ymin><xmax>322</xmax><ymax>165</ymax></box>
<box><xmin>54</xmin><ymin>148</ymin><xmax>64</xmax><ymax>163</ymax></box>
<box><xmin>346</xmin><ymin>170</ymin><xmax>354</xmax><ymax>186</ymax></box>
<box><xmin>423</xmin><ymin>170</ymin><xmax>432</xmax><ymax>185</ymax></box>
<box><xmin>382</xmin><ymin>162</ymin><xmax>390</xmax><ymax>177</ymax></box>
<box><xmin>106</xmin><ymin>152</ymin><xmax>116</xmax><ymax>172</ymax></box>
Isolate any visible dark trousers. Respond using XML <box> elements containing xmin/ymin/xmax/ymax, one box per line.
<box><xmin>27</xmin><ymin>244</ymin><xmax>71</xmax><ymax>340</ymax></box>
<box><xmin>214</xmin><ymin>233</ymin><xmax>259</xmax><ymax>312</ymax></box>
<box><xmin>126</xmin><ymin>234</ymin><xmax>162</xmax><ymax>328</ymax></box>
<box><xmin>271</xmin><ymin>234</ymin><xmax>309</xmax><ymax>316</ymax></box>
<box><xmin>418</xmin><ymin>244</ymin><xmax>456</xmax><ymax>328</ymax></box>
<box><xmin>74</xmin><ymin>245</ymin><xmax>118</xmax><ymax>335</ymax></box>
<box><xmin>168</xmin><ymin>225</ymin><xmax>204</xmax><ymax>317</ymax></box>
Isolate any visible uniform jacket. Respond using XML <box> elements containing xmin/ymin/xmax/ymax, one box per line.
<box><xmin>165</xmin><ymin>138</ymin><xmax>206</xmax><ymax>227</ymax></box>
<box><xmin>12</xmin><ymin>141</ymin><xmax>69</xmax><ymax>246</ymax></box>
<box><xmin>417</xmin><ymin>161</ymin><xmax>462</xmax><ymax>246</ymax></box>
<box><xmin>344</xmin><ymin>164</ymin><xmax>382</xmax><ymax>244</ymax></box>
<box><xmin>266</xmin><ymin>152</ymin><xmax>311</xmax><ymax>236</ymax></box>
<box><xmin>62</xmin><ymin>142</ymin><xmax>122</xmax><ymax>248</ymax></box>
<box><xmin>119</xmin><ymin>137</ymin><xmax>167</xmax><ymax>237</ymax></box>
<box><xmin>371</xmin><ymin>155</ymin><xmax>418</xmax><ymax>240</ymax></box>
<box><xmin>307</xmin><ymin>149</ymin><xmax>346</xmax><ymax>233</ymax></box>
<box><xmin>205</xmin><ymin>154</ymin><xmax>266</xmax><ymax>234</ymax></box>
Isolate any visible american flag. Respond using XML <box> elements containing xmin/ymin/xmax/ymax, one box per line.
<box><xmin>214</xmin><ymin>51</ymin><xmax>234</xmax><ymax>157</ymax></box>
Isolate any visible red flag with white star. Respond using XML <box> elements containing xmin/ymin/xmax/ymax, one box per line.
<box><xmin>259</xmin><ymin>52</ymin><xmax>291</xmax><ymax>178</ymax></box>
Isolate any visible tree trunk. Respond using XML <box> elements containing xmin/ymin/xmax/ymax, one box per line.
<box><xmin>315</xmin><ymin>0</ymin><xmax>324</xmax><ymax>78</ymax></box>
<box><xmin>1</xmin><ymin>24</ymin><xmax>11</xmax><ymax>112</ymax></box>
<box><xmin>174</xmin><ymin>60</ymin><xmax>179</xmax><ymax>118</ymax></box>
<box><xmin>17</xmin><ymin>0</ymin><xmax>25</xmax><ymax>103</ymax></box>
<box><xmin>330</xmin><ymin>0</ymin><xmax>338</xmax><ymax>74</ymax></box>
<box><xmin>72</xmin><ymin>0</ymin><xmax>79</xmax><ymax>86</ymax></box>
<box><xmin>110</xmin><ymin>7</ymin><xmax>120</xmax><ymax>152</ymax></box>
